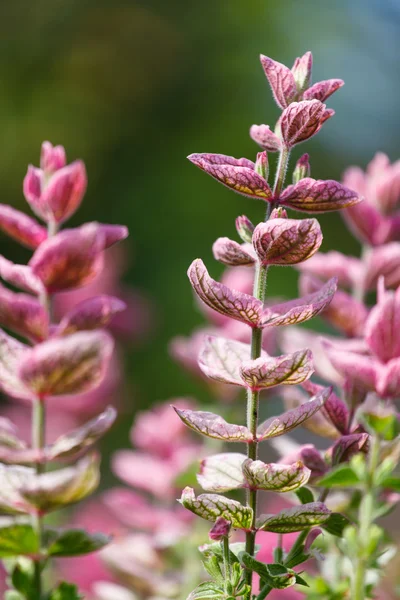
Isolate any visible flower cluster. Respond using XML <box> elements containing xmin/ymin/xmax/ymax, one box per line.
<box><xmin>172</xmin><ymin>51</ymin><xmax>364</xmax><ymax>600</ymax></box>
<box><xmin>0</xmin><ymin>142</ymin><xmax>128</xmax><ymax>599</ymax></box>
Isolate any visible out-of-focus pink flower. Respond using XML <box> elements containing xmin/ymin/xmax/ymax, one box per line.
<box><xmin>342</xmin><ymin>153</ymin><xmax>400</xmax><ymax>246</ymax></box>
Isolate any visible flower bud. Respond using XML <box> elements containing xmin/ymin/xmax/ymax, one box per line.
<box><xmin>235</xmin><ymin>215</ymin><xmax>255</xmax><ymax>243</ymax></box>
<box><xmin>255</xmin><ymin>151</ymin><xmax>269</xmax><ymax>180</ymax></box>
<box><xmin>293</xmin><ymin>153</ymin><xmax>311</xmax><ymax>184</ymax></box>
<box><xmin>270</xmin><ymin>207</ymin><xmax>288</xmax><ymax>219</ymax></box>
<box><xmin>209</xmin><ymin>516</ymin><xmax>231</xmax><ymax>540</ymax></box>
<box><xmin>40</xmin><ymin>141</ymin><xmax>67</xmax><ymax>174</ymax></box>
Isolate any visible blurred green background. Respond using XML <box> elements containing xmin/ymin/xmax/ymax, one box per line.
<box><xmin>0</xmin><ymin>0</ymin><xmax>399</xmax><ymax>474</ymax></box>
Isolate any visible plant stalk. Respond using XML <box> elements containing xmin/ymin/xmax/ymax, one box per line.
<box><xmin>244</xmin><ymin>147</ymin><xmax>290</xmax><ymax>597</ymax></box>
<box><xmin>352</xmin><ymin>435</ymin><xmax>380</xmax><ymax>600</ymax></box>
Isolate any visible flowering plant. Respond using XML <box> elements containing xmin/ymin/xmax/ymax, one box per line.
<box><xmin>174</xmin><ymin>50</ymin><xmax>400</xmax><ymax>600</ymax></box>
<box><xmin>0</xmin><ymin>141</ymin><xmax>128</xmax><ymax>599</ymax></box>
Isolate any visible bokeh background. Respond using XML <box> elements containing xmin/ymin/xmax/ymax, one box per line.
<box><xmin>0</xmin><ymin>0</ymin><xmax>399</xmax><ymax>485</ymax></box>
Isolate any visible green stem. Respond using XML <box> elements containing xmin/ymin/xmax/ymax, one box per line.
<box><xmin>244</xmin><ymin>145</ymin><xmax>290</xmax><ymax>598</ymax></box>
<box><xmin>352</xmin><ymin>436</ymin><xmax>380</xmax><ymax>600</ymax></box>
<box><xmin>222</xmin><ymin>536</ymin><xmax>231</xmax><ymax>591</ymax></box>
<box><xmin>256</xmin><ymin>581</ymin><xmax>272</xmax><ymax>600</ymax></box>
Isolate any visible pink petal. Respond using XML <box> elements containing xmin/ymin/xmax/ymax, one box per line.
<box><xmin>259</xmin><ymin>55</ymin><xmax>298</xmax><ymax>109</ymax></box>
<box><xmin>19</xmin><ymin>330</ymin><xmax>114</xmax><ymax>397</ymax></box>
<box><xmin>302</xmin><ymin>380</ymin><xmax>349</xmax><ymax>435</ymax></box>
<box><xmin>40</xmin><ymin>141</ymin><xmax>67</xmax><ymax>173</ymax></box>
<box><xmin>303</xmin><ymin>79</ymin><xmax>344</xmax><ymax>102</ymax></box>
<box><xmin>0</xmin><ymin>284</ymin><xmax>48</xmax><ymax>342</ymax></box>
<box><xmin>253</xmin><ymin>217</ymin><xmax>322</xmax><ymax>266</ymax></box>
<box><xmin>280</xmin><ymin>177</ymin><xmax>361</xmax><ymax>213</ymax></box>
<box><xmin>364</xmin><ymin>243</ymin><xmax>400</xmax><ymax>290</ymax></box>
<box><xmin>188</xmin><ymin>259</ymin><xmax>263</xmax><ymax>327</ymax></box>
<box><xmin>250</xmin><ymin>124</ymin><xmax>282</xmax><ymax>152</ymax></box>
<box><xmin>212</xmin><ymin>237</ymin><xmax>255</xmax><ymax>267</ymax></box>
<box><xmin>240</xmin><ymin>349</ymin><xmax>314</xmax><ymax>390</ymax></box>
<box><xmin>322</xmin><ymin>340</ymin><xmax>378</xmax><ymax>392</ymax></box>
<box><xmin>297</xmin><ymin>250</ymin><xmax>361</xmax><ymax>288</ymax></box>
<box><xmin>365</xmin><ymin>288</ymin><xmax>400</xmax><ymax>362</ymax></box>
<box><xmin>0</xmin><ymin>204</ymin><xmax>47</xmax><ymax>249</ymax></box>
<box><xmin>262</xmin><ymin>277</ymin><xmax>337</xmax><ymax>328</ymax></box>
<box><xmin>55</xmin><ymin>295</ymin><xmax>127</xmax><ymax>336</ymax></box>
<box><xmin>0</xmin><ymin>329</ymin><xmax>31</xmax><ymax>400</ymax></box>
<box><xmin>187</xmin><ymin>153</ymin><xmax>272</xmax><ymax>200</ymax></box>
<box><xmin>0</xmin><ymin>256</ymin><xmax>44</xmax><ymax>296</ymax></box>
<box><xmin>40</xmin><ymin>160</ymin><xmax>87</xmax><ymax>223</ymax></box>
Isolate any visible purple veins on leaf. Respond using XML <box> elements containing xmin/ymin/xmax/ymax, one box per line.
<box><xmin>0</xmin><ymin>204</ymin><xmax>47</xmax><ymax>249</ymax></box>
<box><xmin>172</xmin><ymin>406</ymin><xmax>252</xmax><ymax>442</ymax></box>
<box><xmin>18</xmin><ymin>330</ymin><xmax>114</xmax><ymax>397</ymax></box>
<box><xmin>278</xmin><ymin>100</ymin><xmax>333</xmax><ymax>148</ymax></box>
<box><xmin>256</xmin><ymin>387</ymin><xmax>331</xmax><ymax>441</ymax></box>
<box><xmin>188</xmin><ymin>259</ymin><xmax>263</xmax><ymax>327</ymax></box>
<box><xmin>262</xmin><ymin>278</ymin><xmax>337</xmax><ymax>328</ymax></box>
<box><xmin>55</xmin><ymin>295</ymin><xmax>127</xmax><ymax>336</ymax></box>
<box><xmin>239</xmin><ymin>349</ymin><xmax>314</xmax><ymax>391</ymax></box>
<box><xmin>179</xmin><ymin>486</ymin><xmax>253</xmax><ymax>530</ymax></box>
<box><xmin>187</xmin><ymin>153</ymin><xmax>272</xmax><ymax>200</ymax></box>
<box><xmin>252</xmin><ymin>217</ymin><xmax>323</xmax><ymax>266</ymax></box>
<box><xmin>250</xmin><ymin>124</ymin><xmax>282</xmax><ymax>152</ymax></box>
<box><xmin>280</xmin><ymin>177</ymin><xmax>362</xmax><ymax>213</ymax></box>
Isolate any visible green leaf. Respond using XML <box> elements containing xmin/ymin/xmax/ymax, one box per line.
<box><xmin>321</xmin><ymin>513</ymin><xmax>351</xmax><ymax>537</ymax></box>
<box><xmin>257</xmin><ymin>503</ymin><xmax>331</xmax><ymax>533</ymax></box>
<box><xmin>187</xmin><ymin>582</ymin><xmax>224</xmax><ymax>600</ymax></box>
<box><xmin>46</xmin><ymin>529</ymin><xmax>110</xmax><ymax>557</ymax></box>
<box><xmin>363</xmin><ymin>413</ymin><xmax>400</xmax><ymax>441</ymax></box>
<box><xmin>240</xmin><ymin>554</ymin><xmax>296</xmax><ymax>590</ymax></box>
<box><xmin>379</xmin><ymin>476</ymin><xmax>400</xmax><ymax>492</ymax></box>
<box><xmin>48</xmin><ymin>582</ymin><xmax>83</xmax><ymax>600</ymax></box>
<box><xmin>295</xmin><ymin>487</ymin><xmax>314</xmax><ymax>504</ymax></box>
<box><xmin>11</xmin><ymin>559</ymin><xmax>35</xmax><ymax>596</ymax></box>
<box><xmin>5</xmin><ymin>592</ymin><xmax>24</xmax><ymax>600</ymax></box>
<box><xmin>295</xmin><ymin>573</ymin><xmax>309</xmax><ymax>587</ymax></box>
<box><xmin>202</xmin><ymin>555</ymin><xmax>224</xmax><ymax>585</ymax></box>
<box><xmin>0</xmin><ymin>524</ymin><xmax>38</xmax><ymax>557</ymax></box>
<box><xmin>179</xmin><ymin>487</ymin><xmax>253</xmax><ymax>530</ymax></box>
<box><xmin>317</xmin><ymin>464</ymin><xmax>360</xmax><ymax>488</ymax></box>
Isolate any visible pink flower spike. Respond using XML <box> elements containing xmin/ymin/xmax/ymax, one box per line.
<box><xmin>19</xmin><ymin>330</ymin><xmax>114</xmax><ymax>397</ymax></box>
<box><xmin>0</xmin><ymin>204</ymin><xmax>47</xmax><ymax>249</ymax></box>
<box><xmin>0</xmin><ymin>284</ymin><xmax>48</xmax><ymax>342</ymax></box>
<box><xmin>303</xmin><ymin>79</ymin><xmax>344</xmax><ymax>102</ymax></box>
<box><xmin>291</xmin><ymin>51</ymin><xmax>313</xmax><ymax>92</ymax></box>
<box><xmin>240</xmin><ymin>349</ymin><xmax>314</xmax><ymax>391</ymax></box>
<box><xmin>250</xmin><ymin>125</ymin><xmax>282</xmax><ymax>152</ymax></box>
<box><xmin>259</xmin><ymin>55</ymin><xmax>298</xmax><ymax>109</ymax></box>
<box><xmin>209</xmin><ymin>517</ymin><xmax>231</xmax><ymax>541</ymax></box>
<box><xmin>198</xmin><ymin>336</ymin><xmax>260</xmax><ymax>387</ymax></box>
<box><xmin>262</xmin><ymin>277</ymin><xmax>337</xmax><ymax>328</ymax></box>
<box><xmin>278</xmin><ymin>100</ymin><xmax>329</xmax><ymax>148</ymax></box>
<box><xmin>297</xmin><ymin>250</ymin><xmax>362</xmax><ymax>289</ymax></box>
<box><xmin>280</xmin><ymin>177</ymin><xmax>362</xmax><ymax>213</ymax></box>
<box><xmin>39</xmin><ymin>160</ymin><xmax>87</xmax><ymax>223</ymax></box>
<box><xmin>257</xmin><ymin>387</ymin><xmax>331</xmax><ymax>441</ymax></box>
<box><xmin>0</xmin><ymin>256</ymin><xmax>45</xmax><ymax>296</ymax></box>
<box><xmin>187</xmin><ymin>259</ymin><xmax>263</xmax><ymax>327</ymax></box>
<box><xmin>40</xmin><ymin>141</ymin><xmax>67</xmax><ymax>173</ymax></box>
<box><xmin>187</xmin><ymin>153</ymin><xmax>272</xmax><ymax>200</ymax></box>
<box><xmin>252</xmin><ymin>217</ymin><xmax>323</xmax><ymax>266</ymax></box>
<box><xmin>212</xmin><ymin>237</ymin><xmax>256</xmax><ymax>267</ymax></box>
<box><xmin>55</xmin><ymin>295</ymin><xmax>127</xmax><ymax>336</ymax></box>
<box><xmin>29</xmin><ymin>223</ymin><xmax>105</xmax><ymax>292</ymax></box>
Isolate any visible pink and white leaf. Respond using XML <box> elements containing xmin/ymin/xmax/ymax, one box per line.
<box><xmin>283</xmin><ymin>385</ymin><xmax>340</xmax><ymax>440</ymax></box>
<box><xmin>252</xmin><ymin>217</ymin><xmax>322</xmax><ymax>266</ymax></box>
<box><xmin>365</xmin><ymin>287</ymin><xmax>400</xmax><ymax>362</ymax></box>
<box><xmin>257</xmin><ymin>502</ymin><xmax>331</xmax><ymax>533</ymax></box>
<box><xmin>55</xmin><ymin>295</ymin><xmax>127</xmax><ymax>336</ymax></box>
<box><xmin>240</xmin><ymin>349</ymin><xmax>314</xmax><ymax>390</ymax></box>
<box><xmin>259</xmin><ymin>55</ymin><xmax>298</xmax><ymax>109</ymax></box>
<box><xmin>0</xmin><ymin>329</ymin><xmax>31</xmax><ymax>400</ymax></box>
<box><xmin>322</xmin><ymin>340</ymin><xmax>378</xmax><ymax>393</ymax></box>
<box><xmin>187</xmin><ymin>153</ymin><xmax>272</xmax><ymax>200</ymax></box>
<box><xmin>0</xmin><ymin>204</ymin><xmax>47</xmax><ymax>249</ymax></box>
<box><xmin>257</xmin><ymin>387</ymin><xmax>330</xmax><ymax>441</ymax></box>
<box><xmin>0</xmin><ymin>256</ymin><xmax>45</xmax><ymax>296</ymax></box>
<box><xmin>242</xmin><ymin>459</ymin><xmax>310</xmax><ymax>492</ymax></box>
<box><xmin>331</xmin><ymin>433</ymin><xmax>369</xmax><ymax>465</ymax></box>
<box><xmin>179</xmin><ymin>487</ymin><xmax>253</xmax><ymax>529</ymax></box>
<box><xmin>303</xmin><ymin>79</ymin><xmax>344</xmax><ymax>102</ymax></box>
<box><xmin>197</xmin><ymin>453</ymin><xmax>246</xmax><ymax>492</ymax></box>
<box><xmin>280</xmin><ymin>177</ymin><xmax>361</xmax><ymax>213</ymax></box>
<box><xmin>0</xmin><ymin>285</ymin><xmax>48</xmax><ymax>342</ymax></box>
<box><xmin>297</xmin><ymin>251</ymin><xmax>361</xmax><ymax>289</ymax></box>
<box><xmin>173</xmin><ymin>407</ymin><xmax>252</xmax><ymax>442</ymax></box>
<box><xmin>291</xmin><ymin>51</ymin><xmax>313</xmax><ymax>92</ymax></box>
<box><xmin>302</xmin><ymin>380</ymin><xmax>349</xmax><ymax>435</ymax></box>
<box><xmin>19</xmin><ymin>331</ymin><xmax>114</xmax><ymax>397</ymax></box>
<box><xmin>188</xmin><ymin>259</ymin><xmax>263</xmax><ymax>327</ymax></box>
<box><xmin>212</xmin><ymin>238</ymin><xmax>256</xmax><ymax>267</ymax></box>
<box><xmin>262</xmin><ymin>277</ymin><xmax>337</xmax><ymax>328</ymax></box>
<box><xmin>364</xmin><ymin>243</ymin><xmax>400</xmax><ymax>291</ymax></box>
<box><xmin>198</xmin><ymin>336</ymin><xmax>257</xmax><ymax>387</ymax></box>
